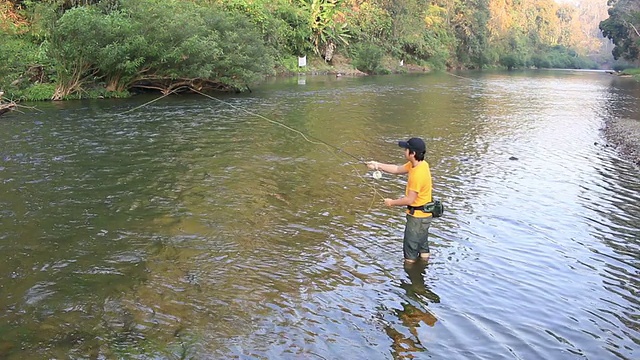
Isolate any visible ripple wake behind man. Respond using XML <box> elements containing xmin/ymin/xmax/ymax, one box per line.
<box><xmin>367</xmin><ymin>137</ymin><xmax>433</xmax><ymax>264</ymax></box>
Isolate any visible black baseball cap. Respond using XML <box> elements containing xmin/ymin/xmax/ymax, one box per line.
<box><xmin>398</xmin><ymin>137</ymin><xmax>426</xmax><ymax>154</ymax></box>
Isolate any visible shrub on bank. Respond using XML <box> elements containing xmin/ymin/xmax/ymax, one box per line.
<box><xmin>18</xmin><ymin>83</ymin><xmax>56</xmax><ymax>101</ymax></box>
<box><xmin>350</xmin><ymin>42</ymin><xmax>386</xmax><ymax>74</ymax></box>
<box><xmin>43</xmin><ymin>0</ymin><xmax>275</xmax><ymax>99</ymax></box>
<box><xmin>531</xmin><ymin>46</ymin><xmax>598</xmax><ymax>70</ymax></box>
<box><xmin>0</xmin><ymin>35</ymin><xmax>52</xmax><ymax>99</ymax></box>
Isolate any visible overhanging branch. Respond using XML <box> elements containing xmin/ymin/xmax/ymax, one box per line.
<box><xmin>625</xmin><ymin>20</ymin><xmax>640</xmax><ymax>37</ymax></box>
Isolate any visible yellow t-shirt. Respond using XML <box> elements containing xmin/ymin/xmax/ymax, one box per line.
<box><xmin>403</xmin><ymin>161</ymin><xmax>432</xmax><ymax>218</ymax></box>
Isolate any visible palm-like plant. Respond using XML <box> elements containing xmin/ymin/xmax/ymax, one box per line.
<box><xmin>301</xmin><ymin>0</ymin><xmax>350</xmax><ymax>62</ymax></box>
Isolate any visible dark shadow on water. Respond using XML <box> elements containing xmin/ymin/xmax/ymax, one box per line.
<box><xmin>382</xmin><ymin>259</ymin><xmax>440</xmax><ymax>359</ymax></box>
<box><xmin>401</xmin><ymin>260</ymin><xmax>441</xmax><ymax>304</ymax></box>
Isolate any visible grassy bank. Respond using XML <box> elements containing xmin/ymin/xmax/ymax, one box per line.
<box><xmin>620</xmin><ymin>68</ymin><xmax>640</xmax><ymax>80</ymax></box>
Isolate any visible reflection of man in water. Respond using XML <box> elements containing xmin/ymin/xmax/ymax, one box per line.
<box><xmin>402</xmin><ymin>260</ymin><xmax>440</xmax><ymax>304</ymax></box>
<box><xmin>384</xmin><ymin>259</ymin><xmax>440</xmax><ymax>359</ymax></box>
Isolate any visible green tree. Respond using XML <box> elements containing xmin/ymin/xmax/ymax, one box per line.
<box><xmin>301</xmin><ymin>0</ymin><xmax>350</xmax><ymax>62</ymax></box>
<box><xmin>0</xmin><ymin>34</ymin><xmax>50</xmax><ymax>94</ymax></box>
<box><xmin>600</xmin><ymin>0</ymin><xmax>640</xmax><ymax>63</ymax></box>
<box><xmin>346</xmin><ymin>1</ymin><xmax>393</xmax><ymax>46</ymax></box>
<box><xmin>270</xmin><ymin>3</ymin><xmax>314</xmax><ymax>56</ymax></box>
<box><xmin>47</xmin><ymin>6</ymin><xmax>111</xmax><ymax>99</ymax></box>
<box><xmin>0</xmin><ymin>0</ymin><xmax>617</xmax><ymax>100</ymax></box>
<box><xmin>349</xmin><ymin>41</ymin><xmax>386</xmax><ymax>74</ymax></box>
<box><xmin>452</xmin><ymin>0</ymin><xmax>490</xmax><ymax>69</ymax></box>
<box><xmin>45</xmin><ymin>0</ymin><xmax>275</xmax><ymax>99</ymax></box>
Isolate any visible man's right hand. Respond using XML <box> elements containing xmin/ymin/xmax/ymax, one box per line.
<box><xmin>366</xmin><ymin>161</ymin><xmax>378</xmax><ymax>170</ymax></box>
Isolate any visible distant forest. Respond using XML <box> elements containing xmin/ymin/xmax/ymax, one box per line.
<box><xmin>0</xmin><ymin>0</ymin><xmax>637</xmax><ymax>100</ymax></box>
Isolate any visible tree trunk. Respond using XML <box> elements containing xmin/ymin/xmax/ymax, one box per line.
<box><xmin>322</xmin><ymin>41</ymin><xmax>336</xmax><ymax>62</ymax></box>
<box><xmin>52</xmin><ymin>85</ymin><xmax>70</xmax><ymax>101</ymax></box>
<box><xmin>106</xmin><ymin>77</ymin><xmax>123</xmax><ymax>92</ymax></box>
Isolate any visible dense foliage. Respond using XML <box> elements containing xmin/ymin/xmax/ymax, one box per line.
<box><xmin>0</xmin><ymin>0</ymin><xmax>620</xmax><ymax>100</ymax></box>
<box><xmin>31</xmin><ymin>0</ymin><xmax>274</xmax><ymax>99</ymax></box>
<box><xmin>599</xmin><ymin>0</ymin><xmax>640</xmax><ymax>64</ymax></box>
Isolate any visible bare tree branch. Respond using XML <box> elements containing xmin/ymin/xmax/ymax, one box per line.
<box><xmin>626</xmin><ymin>20</ymin><xmax>640</xmax><ymax>37</ymax></box>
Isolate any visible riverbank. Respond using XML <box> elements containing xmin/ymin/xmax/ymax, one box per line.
<box><xmin>603</xmin><ymin>117</ymin><xmax>640</xmax><ymax>166</ymax></box>
<box><xmin>293</xmin><ymin>55</ymin><xmax>430</xmax><ymax>77</ymax></box>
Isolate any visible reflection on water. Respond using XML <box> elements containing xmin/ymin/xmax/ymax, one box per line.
<box><xmin>382</xmin><ymin>260</ymin><xmax>439</xmax><ymax>359</ymax></box>
<box><xmin>0</xmin><ymin>71</ymin><xmax>639</xmax><ymax>359</ymax></box>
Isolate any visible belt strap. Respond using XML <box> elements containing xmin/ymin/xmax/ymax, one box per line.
<box><xmin>407</xmin><ymin>202</ymin><xmax>434</xmax><ymax>215</ymax></box>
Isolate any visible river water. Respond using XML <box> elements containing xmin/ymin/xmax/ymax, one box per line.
<box><xmin>1</xmin><ymin>71</ymin><xmax>638</xmax><ymax>359</ymax></box>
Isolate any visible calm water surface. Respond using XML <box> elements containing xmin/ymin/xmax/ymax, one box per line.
<box><xmin>1</xmin><ymin>71</ymin><xmax>639</xmax><ymax>359</ymax></box>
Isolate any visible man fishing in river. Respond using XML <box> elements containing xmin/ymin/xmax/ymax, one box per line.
<box><xmin>367</xmin><ymin>137</ymin><xmax>433</xmax><ymax>263</ymax></box>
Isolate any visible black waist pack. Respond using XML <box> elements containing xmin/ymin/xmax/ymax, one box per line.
<box><xmin>424</xmin><ymin>200</ymin><xmax>444</xmax><ymax>218</ymax></box>
<box><xmin>408</xmin><ymin>200</ymin><xmax>444</xmax><ymax>218</ymax></box>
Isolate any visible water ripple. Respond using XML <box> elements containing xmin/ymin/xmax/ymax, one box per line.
<box><xmin>0</xmin><ymin>73</ymin><xmax>639</xmax><ymax>359</ymax></box>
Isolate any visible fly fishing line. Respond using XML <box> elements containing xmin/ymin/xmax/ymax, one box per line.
<box><xmin>118</xmin><ymin>87</ymin><xmax>387</xmax><ymax>210</ymax></box>
<box><xmin>188</xmin><ymin>88</ymin><xmax>386</xmax><ymax>210</ymax></box>
<box><xmin>116</xmin><ymin>86</ymin><xmax>187</xmax><ymax>116</ymax></box>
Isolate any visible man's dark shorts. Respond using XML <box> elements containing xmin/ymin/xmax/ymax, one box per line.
<box><xmin>403</xmin><ymin>214</ymin><xmax>432</xmax><ymax>260</ymax></box>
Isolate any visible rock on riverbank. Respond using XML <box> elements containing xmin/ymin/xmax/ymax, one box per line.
<box><xmin>603</xmin><ymin>117</ymin><xmax>640</xmax><ymax>166</ymax></box>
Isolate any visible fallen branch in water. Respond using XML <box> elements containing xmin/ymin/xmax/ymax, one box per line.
<box><xmin>0</xmin><ymin>91</ymin><xmax>42</xmax><ymax>116</ymax></box>
<box><xmin>0</xmin><ymin>101</ymin><xmax>17</xmax><ymax>116</ymax></box>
